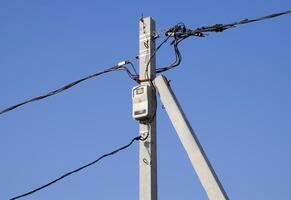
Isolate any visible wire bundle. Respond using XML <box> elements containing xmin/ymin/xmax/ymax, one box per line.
<box><xmin>154</xmin><ymin>9</ymin><xmax>291</xmax><ymax>73</ymax></box>
<box><xmin>2</xmin><ymin>9</ymin><xmax>291</xmax><ymax>200</ymax></box>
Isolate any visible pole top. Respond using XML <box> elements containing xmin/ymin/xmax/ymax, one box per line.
<box><xmin>140</xmin><ymin>15</ymin><xmax>155</xmax><ymax>21</ymax></box>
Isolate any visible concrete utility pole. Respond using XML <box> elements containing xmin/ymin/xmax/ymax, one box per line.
<box><xmin>138</xmin><ymin>17</ymin><xmax>157</xmax><ymax>200</ymax></box>
<box><xmin>154</xmin><ymin>75</ymin><xmax>229</xmax><ymax>200</ymax></box>
<box><xmin>134</xmin><ymin>17</ymin><xmax>228</xmax><ymax>200</ymax></box>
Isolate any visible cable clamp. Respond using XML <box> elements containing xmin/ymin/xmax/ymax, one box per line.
<box><xmin>137</xmin><ymin>78</ymin><xmax>154</xmax><ymax>84</ymax></box>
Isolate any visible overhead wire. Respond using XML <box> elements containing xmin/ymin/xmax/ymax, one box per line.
<box><xmin>159</xmin><ymin>10</ymin><xmax>291</xmax><ymax>39</ymax></box>
<box><xmin>0</xmin><ymin>62</ymin><xmax>138</xmax><ymax>116</ymax></box>
<box><xmin>139</xmin><ymin>9</ymin><xmax>291</xmax><ymax>120</ymax></box>
<box><xmin>3</xmin><ymin>8</ymin><xmax>291</xmax><ymax>199</ymax></box>
<box><xmin>188</xmin><ymin>9</ymin><xmax>291</xmax><ymax>37</ymax></box>
<box><xmin>155</xmin><ymin>23</ymin><xmax>185</xmax><ymax>73</ymax></box>
<box><xmin>10</xmin><ymin>134</ymin><xmax>147</xmax><ymax>200</ymax></box>
<box><xmin>2</xmin><ymin>10</ymin><xmax>290</xmax><ymax>116</ymax></box>
<box><xmin>155</xmin><ymin>9</ymin><xmax>291</xmax><ymax>73</ymax></box>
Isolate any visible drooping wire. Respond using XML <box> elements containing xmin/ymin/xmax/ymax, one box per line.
<box><xmin>128</xmin><ymin>61</ymin><xmax>138</xmax><ymax>76</ymax></box>
<box><xmin>5</xmin><ymin>9</ymin><xmax>291</xmax><ymax>199</ymax></box>
<box><xmin>10</xmin><ymin>134</ymin><xmax>145</xmax><ymax>200</ymax></box>
<box><xmin>155</xmin><ymin>23</ymin><xmax>185</xmax><ymax>73</ymax></box>
<box><xmin>154</xmin><ymin>10</ymin><xmax>291</xmax><ymax>73</ymax></box>
<box><xmin>0</xmin><ymin>62</ymin><xmax>137</xmax><ymax>116</ymax></box>
<box><xmin>3</xmin><ymin>10</ymin><xmax>290</xmax><ymax>116</ymax></box>
<box><xmin>145</xmin><ymin>34</ymin><xmax>172</xmax><ymax>76</ymax></box>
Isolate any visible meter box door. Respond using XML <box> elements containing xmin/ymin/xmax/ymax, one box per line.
<box><xmin>132</xmin><ymin>85</ymin><xmax>154</xmax><ymax>121</ymax></box>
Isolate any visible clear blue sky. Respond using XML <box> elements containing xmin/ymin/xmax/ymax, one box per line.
<box><xmin>1</xmin><ymin>1</ymin><xmax>291</xmax><ymax>199</ymax></box>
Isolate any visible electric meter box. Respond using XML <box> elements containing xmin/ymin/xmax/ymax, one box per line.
<box><xmin>132</xmin><ymin>85</ymin><xmax>154</xmax><ymax>121</ymax></box>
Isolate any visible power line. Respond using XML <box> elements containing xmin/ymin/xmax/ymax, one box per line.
<box><xmin>155</xmin><ymin>9</ymin><xmax>291</xmax><ymax>73</ymax></box>
<box><xmin>10</xmin><ymin>134</ymin><xmax>146</xmax><ymax>200</ymax></box>
<box><xmin>162</xmin><ymin>10</ymin><xmax>291</xmax><ymax>39</ymax></box>
<box><xmin>1</xmin><ymin>10</ymin><xmax>290</xmax><ymax>117</ymax></box>
<box><xmin>3</xmin><ymin>9</ymin><xmax>291</xmax><ymax>200</ymax></box>
<box><xmin>189</xmin><ymin>9</ymin><xmax>291</xmax><ymax>37</ymax></box>
<box><xmin>0</xmin><ymin>61</ymin><xmax>137</xmax><ymax>116</ymax></box>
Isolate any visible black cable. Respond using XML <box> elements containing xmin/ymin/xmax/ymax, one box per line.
<box><xmin>128</xmin><ymin>61</ymin><xmax>138</xmax><ymax>76</ymax></box>
<box><xmin>177</xmin><ymin>10</ymin><xmax>291</xmax><ymax>38</ymax></box>
<box><xmin>155</xmin><ymin>37</ymin><xmax>182</xmax><ymax>73</ymax></box>
<box><xmin>4</xmin><ymin>10</ymin><xmax>289</xmax><ymax>117</ymax></box>
<box><xmin>155</xmin><ymin>10</ymin><xmax>291</xmax><ymax>73</ymax></box>
<box><xmin>190</xmin><ymin>9</ymin><xmax>291</xmax><ymax>36</ymax></box>
<box><xmin>10</xmin><ymin>135</ymin><xmax>143</xmax><ymax>200</ymax></box>
<box><xmin>0</xmin><ymin>63</ymin><xmax>136</xmax><ymax>116</ymax></box>
<box><xmin>143</xmin><ymin>34</ymin><xmax>171</xmax><ymax>78</ymax></box>
<box><xmin>155</xmin><ymin>24</ymin><xmax>185</xmax><ymax>73</ymax></box>
<box><xmin>7</xmin><ymin>9</ymin><xmax>291</xmax><ymax>199</ymax></box>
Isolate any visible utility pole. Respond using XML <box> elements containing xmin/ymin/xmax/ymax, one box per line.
<box><xmin>134</xmin><ymin>17</ymin><xmax>228</xmax><ymax>200</ymax></box>
<box><xmin>154</xmin><ymin>75</ymin><xmax>229</xmax><ymax>200</ymax></box>
<box><xmin>138</xmin><ymin>17</ymin><xmax>157</xmax><ymax>200</ymax></box>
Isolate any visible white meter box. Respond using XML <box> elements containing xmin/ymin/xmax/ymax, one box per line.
<box><xmin>132</xmin><ymin>85</ymin><xmax>154</xmax><ymax>121</ymax></box>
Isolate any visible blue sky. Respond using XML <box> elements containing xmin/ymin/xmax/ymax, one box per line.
<box><xmin>1</xmin><ymin>1</ymin><xmax>291</xmax><ymax>199</ymax></box>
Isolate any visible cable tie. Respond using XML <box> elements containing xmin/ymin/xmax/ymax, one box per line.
<box><xmin>137</xmin><ymin>78</ymin><xmax>154</xmax><ymax>84</ymax></box>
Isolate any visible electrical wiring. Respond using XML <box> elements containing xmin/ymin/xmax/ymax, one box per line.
<box><xmin>3</xmin><ymin>8</ymin><xmax>291</xmax><ymax>200</ymax></box>
<box><xmin>161</xmin><ymin>10</ymin><xmax>291</xmax><ymax>39</ymax></box>
<box><xmin>144</xmin><ymin>34</ymin><xmax>172</xmax><ymax>77</ymax></box>
<box><xmin>150</xmin><ymin>9</ymin><xmax>291</xmax><ymax>115</ymax></box>
<box><xmin>10</xmin><ymin>134</ymin><xmax>144</xmax><ymax>200</ymax></box>
<box><xmin>155</xmin><ymin>24</ymin><xmax>185</xmax><ymax>74</ymax></box>
<box><xmin>128</xmin><ymin>61</ymin><xmax>138</xmax><ymax>77</ymax></box>
<box><xmin>188</xmin><ymin>9</ymin><xmax>291</xmax><ymax>37</ymax></box>
<box><xmin>2</xmin><ymin>10</ymin><xmax>290</xmax><ymax>116</ymax></box>
<box><xmin>0</xmin><ymin>62</ymin><xmax>137</xmax><ymax>116</ymax></box>
<box><xmin>139</xmin><ymin>17</ymin><xmax>161</xmax><ymax>124</ymax></box>
<box><xmin>155</xmin><ymin>9</ymin><xmax>291</xmax><ymax>74</ymax></box>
